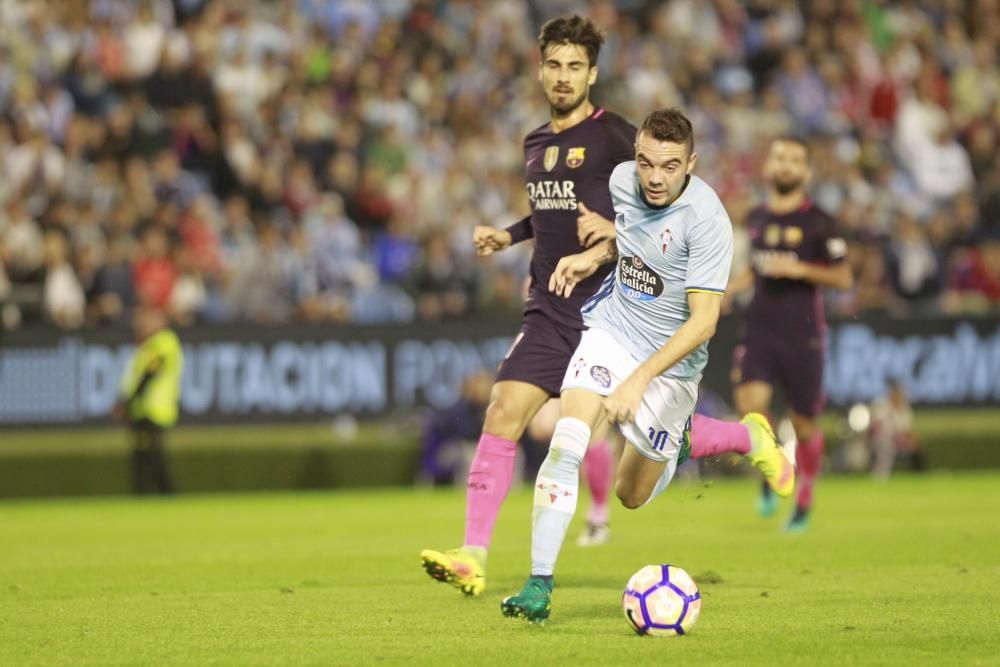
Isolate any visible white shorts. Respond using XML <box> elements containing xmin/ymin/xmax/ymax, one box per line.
<box><xmin>561</xmin><ymin>327</ymin><xmax>699</xmax><ymax>466</ymax></box>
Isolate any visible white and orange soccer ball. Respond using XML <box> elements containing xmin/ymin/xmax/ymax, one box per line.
<box><xmin>622</xmin><ymin>564</ymin><xmax>701</xmax><ymax>637</ymax></box>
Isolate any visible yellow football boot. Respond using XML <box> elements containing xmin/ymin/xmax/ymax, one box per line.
<box><xmin>742</xmin><ymin>413</ymin><xmax>795</xmax><ymax>497</ymax></box>
<box><xmin>420</xmin><ymin>548</ymin><xmax>486</xmax><ymax>596</ymax></box>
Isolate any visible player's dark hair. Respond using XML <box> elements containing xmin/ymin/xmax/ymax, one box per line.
<box><xmin>774</xmin><ymin>135</ymin><xmax>812</xmax><ymax>162</ymax></box>
<box><xmin>538</xmin><ymin>15</ymin><xmax>604</xmax><ymax>67</ymax></box>
<box><xmin>638</xmin><ymin>108</ymin><xmax>694</xmax><ymax>154</ymax></box>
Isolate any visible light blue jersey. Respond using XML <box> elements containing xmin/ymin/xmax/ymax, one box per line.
<box><xmin>581</xmin><ymin>163</ymin><xmax>733</xmax><ymax>379</ymax></box>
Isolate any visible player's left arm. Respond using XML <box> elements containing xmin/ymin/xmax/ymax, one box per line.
<box><xmin>603</xmin><ymin>292</ymin><xmax>721</xmax><ymax>423</ymax></box>
<box><xmin>577</xmin><ymin>203</ymin><xmax>615</xmax><ymax>247</ymax></box>
<box><xmin>801</xmin><ymin>260</ymin><xmax>853</xmax><ymax>289</ymax></box>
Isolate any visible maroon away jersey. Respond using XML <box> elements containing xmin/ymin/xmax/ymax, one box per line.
<box><xmin>744</xmin><ymin>200</ymin><xmax>847</xmax><ymax>336</ymax></box>
<box><xmin>520</xmin><ymin>108</ymin><xmax>636</xmax><ymax>329</ymax></box>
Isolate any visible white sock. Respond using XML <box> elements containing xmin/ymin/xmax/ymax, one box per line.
<box><xmin>530</xmin><ymin>417</ymin><xmax>590</xmax><ymax>577</ymax></box>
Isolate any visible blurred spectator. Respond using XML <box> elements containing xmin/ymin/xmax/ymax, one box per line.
<box><xmin>169</xmin><ymin>246</ymin><xmax>207</xmax><ymax>326</ymax></box>
<box><xmin>895</xmin><ymin>76</ymin><xmax>974</xmax><ymax>203</ymax></box>
<box><xmin>91</xmin><ymin>234</ymin><xmax>136</xmax><ymax>323</ymax></box>
<box><xmin>1</xmin><ymin>200</ymin><xmax>44</xmax><ymax>282</ymax></box>
<box><xmin>951</xmin><ymin>38</ymin><xmax>999</xmax><ymax>126</ymax></box>
<box><xmin>418</xmin><ymin>371</ymin><xmax>492</xmax><ymax>486</ymax></box>
<box><xmin>0</xmin><ymin>257</ymin><xmax>11</xmax><ymax>327</ymax></box>
<box><xmin>133</xmin><ymin>225</ymin><xmax>176</xmax><ymax>310</ymax></box>
<box><xmin>42</xmin><ymin>228</ymin><xmax>85</xmax><ymax>329</ymax></box>
<box><xmin>887</xmin><ymin>212</ymin><xmax>941</xmax><ymax>305</ymax></box>
<box><xmin>869</xmin><ymin>381</ymin><xmax>925</xmax><ymax>479</ymax></box>
<box><xmin>301</xmin><ymin>192</ymin><xmax>374</xmax><ymax>321</ymax></box>
<box><xmin>832</xmin><ymin>242</ymin><xmax>897</xmax><ymax>316</ymax></box>
<box><xmin>946</xmin><ymin>235</ymin><xmax>1000</xmax><ymax>312</ymax></box>
<box><xmin>410</xmin><ymin>229</ymin><xmax>478</xmax><ymax>321</ymax></box>
<box><xmin>0</xmin><ymin>0</ymin><xmax>996</xmax><ymax>332</ymax></box>
<box><xmin>373</xmin><ymin>213</ymin><xmax>418</xmax><ymax>285</ymax></box>
<box><xmin>225</xmin><ymin>222</ymin><xmax>298</xmax><ymax>323</ymax></box>
<box><xmin>775</xmin><ymin>48</ymin><xmax>827</xmax><ymax>133</ymax></box>
<box><xmin>123</xmin><ymin>2</ymin><xmax>166</xmax><ymax>81</ymax></box>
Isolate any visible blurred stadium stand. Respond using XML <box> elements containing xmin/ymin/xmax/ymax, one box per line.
<box><xmin>0</xmin><ymin>0</ymin><xmax>998</xmax><ymax>329</ymax></box>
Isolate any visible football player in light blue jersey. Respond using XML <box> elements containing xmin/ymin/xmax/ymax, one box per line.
<box><xmin>580</xmin><ymin>126</ymin><xmax>735</xmax><ymax>381</ymax></box>
<box><xmin>501</xmin><ymin>109</ymin><xmax>795</xmax><ymax>624</ymax></box>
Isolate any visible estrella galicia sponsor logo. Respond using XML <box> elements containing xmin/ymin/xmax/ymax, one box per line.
<box><xmin>618</xmin><ymin>255</ymin><xmax>664</xmax><ymax>302</ymax></box>
<box><xmin>590</xmin><ymin>365</ymin><xmax>611</xmax><ymax>388</ymax></box>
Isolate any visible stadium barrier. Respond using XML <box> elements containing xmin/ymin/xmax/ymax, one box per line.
<box><xmin>1</xmin><ymin>315</ymin><xmax>998</xmax><ymax>496</ymax></box>
<box><xmin>2</xmin><ymin>314</ymin><xmax>999</xmax><ymax>426</ymax></box>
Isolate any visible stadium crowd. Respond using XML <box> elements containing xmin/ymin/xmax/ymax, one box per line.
<box><xmin>0</xmin><ymin>0</ymin><xmax>998</xmax><ymax>330</ymax></box>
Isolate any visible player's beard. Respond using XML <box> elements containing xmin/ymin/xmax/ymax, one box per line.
<box><xmin>547</xmin><ymin>87</ymin><xmax>588</xmax><ymax>117</ymax></box>
<box><xmin>771</xmin><ymin>176</ymin><xmax>804</xmax><ymax>195</ymax></box>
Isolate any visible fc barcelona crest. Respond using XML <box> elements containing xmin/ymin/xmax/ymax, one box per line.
<box><xmin>544</xmin><ymin>146</ymin><xmax>560</xmax><ymax>171</ymax></box>
<box><xmin>566</xmin><ymin>147</ymin><xmax>586</xmax><ymax>168</ymax></box>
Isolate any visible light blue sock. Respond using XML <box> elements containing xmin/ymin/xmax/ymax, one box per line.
<box><xmin>530</xmin><ymin>417</ymin><xmax>590</xmax><ymax>576</ymax></box>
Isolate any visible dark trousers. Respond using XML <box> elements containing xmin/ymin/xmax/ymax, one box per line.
<box><xmin>130</xmin><ymin>419</ymin><xmax>174</xmax><ymax>495</ymax></box>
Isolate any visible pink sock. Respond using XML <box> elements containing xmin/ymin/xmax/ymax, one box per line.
<box><xmin>795</xmin><ymin>432</ymin><xmax>824</xmax><ymax>510</ymax></box>
<box><xmin>689</xmin><ymin>414</ymin><xmax>752</xmax><ymax>457</ymax></box>
<box><xmin>583</xmin><ymin>440</ymin><xmax>613</xmax><ymax>525</ymax></box>
<box><xmin>463</xmin><ymin>433</ymin><xmax>517</xmax><ymax>549</ymax></box>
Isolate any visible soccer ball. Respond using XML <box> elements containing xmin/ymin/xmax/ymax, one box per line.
<box><xmin>622</xmin><ymin>564</ymin><xmax>701</xmax><ymax>636</ymax></box>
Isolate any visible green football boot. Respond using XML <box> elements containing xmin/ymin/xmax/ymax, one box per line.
<box><xmin>500</xmin><ymin>576</ymin><xmax>553</xmax><ymax>623</ymax></box>
<box><xmin>785</xmin><ymin>505</ymin><xmax>810</xmax><ymax>534</ymax></box>
<box><xmin>757</xmin><ymin>480</ymin><xmax>777</xmax><ymax>518</ymax></box>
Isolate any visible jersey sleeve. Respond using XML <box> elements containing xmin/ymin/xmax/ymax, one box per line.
<box><xmin>817</xmin><ymin>213</ymin><xmax>848</xmax><ymax>264</ymax></box>
<box><xmin>685</xmin><ymin>211</ymin><xmax>734</xmax><ymax>295</ymax></box>
<box><xmin>606</xmin><ymin>116</ymin><xmax>637</xmax><ymax>165</ymax></box>
<box><xmin>608</xmin><ymin>161</ymin><xmax>634</xmax><ymax>213</ymax></box>
<box><xmin>504</xmin><ymin>214</ymin><xmax>534</xmax><ymax>244</ymax></box>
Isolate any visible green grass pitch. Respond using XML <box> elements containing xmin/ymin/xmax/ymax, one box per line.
<box><xmin>1</xmin><ymin>474</ymin><xmax>996</xmax><ymax>666</ymax></box>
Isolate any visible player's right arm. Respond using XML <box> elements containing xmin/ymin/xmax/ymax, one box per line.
<box><xmin>548</xmin><ymin>239</ymin><xmax>617</xmax><ymax>298</ymax></box>
<box><xmin>603</xmin><ymin>291</ymin><xmax>722</xmax><ymax>423</ymax></box>
<box><xmin>472</xmin><ymin>226</ymin><xmax>510</xmax><ymax>256</ymax></box>
<box><xmin>472</xmin><ymin>214</ymin><xmax>535</xmax><ymax>256</ymax></box>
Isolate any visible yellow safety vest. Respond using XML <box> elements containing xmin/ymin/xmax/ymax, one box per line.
<box><xmin>120</xmin><ymin>329</ymin><xmax>184</xmax><ymax>427</ymax></box>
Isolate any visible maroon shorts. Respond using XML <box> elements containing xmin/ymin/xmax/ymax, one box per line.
<box><xmin>733</xmin><ymin>331</ymin><xmax>826</xmax><ymax>417</ymax></box>
<box><xmin>496</xmin><ymin>310</ymin><xmax>582</xmax><ymax>397</ymax></box>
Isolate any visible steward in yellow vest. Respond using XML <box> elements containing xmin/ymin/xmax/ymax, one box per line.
<box><xmin>116</xmin><ymin>308</ymin><xmax>183</xmax><ymax>494</ymax></box>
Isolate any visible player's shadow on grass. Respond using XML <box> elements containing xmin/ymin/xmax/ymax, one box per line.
<box><xmin>553</xmin><ymin>574</ymin><xmax>623</xmax><ymax>589</ymax></box>
<box><xmin>556</xmin><ymin>601</ymin><xmax>626</xmax><ymax>625</ymax></box>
